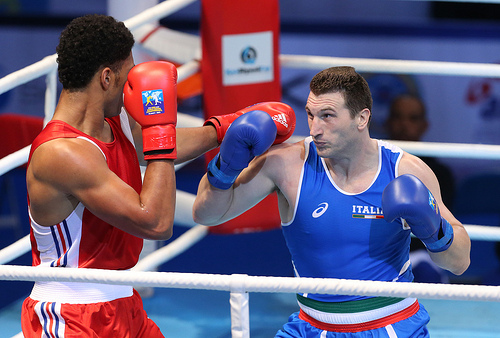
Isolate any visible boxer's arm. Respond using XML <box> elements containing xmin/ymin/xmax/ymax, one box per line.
<box><xmin>193</xmin><ymin>147</ymin><xmax>278</xmax><ymax>226</ymax></box>
<box><xmin>397</xmin><ymin>153</ymin><xmax>470</xmax><ymax>275</ymax></box>
<box><xmin>193</xmin><ymin>111</ymin><xmax>278</xmax><ymax>224</ymax></box>
<box><xmin>29</xmin><ymin>138</ymin><xmax>175</xmax><ymax>240</ymax></box>
<box><xmin>175</xmin><ymin>126</ymin><xmax>218</xmax><ymax>163</ymax></box>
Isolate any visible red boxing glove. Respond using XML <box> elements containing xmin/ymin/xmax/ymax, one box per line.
<box><xmin>205</xmin><ymin>102</ymin><xmax>296</xmax><ymax>145</ymax></box>
<box><xmin>123</xmin><ymin>61</ymin><xmax>177</xmax><ymax>160</ymax></box>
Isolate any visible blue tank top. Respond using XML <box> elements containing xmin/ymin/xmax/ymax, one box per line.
<box><xmin>282</xmin><ymin>137</ymin><xmax>413</xmax><ymax>302</ymax></box>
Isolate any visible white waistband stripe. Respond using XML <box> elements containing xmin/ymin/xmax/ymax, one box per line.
<box><xmin>30</xmin><ymin>281</ymin><xmax>133</xmax><ymax>304</ymax></box>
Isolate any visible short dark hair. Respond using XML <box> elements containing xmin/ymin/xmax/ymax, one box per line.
<box><xmin>309</xmin><ymin>66</ymin><xmax>373</xmax><ymax>119</ymax></box>
<box><xmin>56</xmin><ymin>14</ymin><xmax>135</xmax><ymax>90</ymax></box>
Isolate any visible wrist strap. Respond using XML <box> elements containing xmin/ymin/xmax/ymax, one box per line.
<box><xmin>142</xmin><ymin>124</ymin><xmax>176</xmax><ymax>160</ymax></box>
<box><xmin>424</xmin><ymin>217</ymin><xmax>454</xmax><ymax>253</ymax></box>
<box><xmin>204</xmin><ymin>117</ymin><xmax>224</xmax><ymax>145</ymax></box>
<box><xmin>207</xmin><ymin>154</ymin><xmax>241</xmax><ymax>190</ymax></box>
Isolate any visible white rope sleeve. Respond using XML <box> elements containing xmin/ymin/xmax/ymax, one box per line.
<box><xmin>123</xmin><ymin>0</ymin><xmax>197</xmax><ymax>32</ymax></box>
<box><xmin>386</xmin><ymin>140</ymin><xmax>500</xmax><ymax>160</ymax></box>
<box><xmin>0</xmin><ymin>54</ymin><xmax>57</xmax><ymax>96</ymax></box>
<box><xmin>0</xmin><ymin>235</ymin><xmax>30</xmax><ymax>265</ymax></box>
<box><xmin>0</xmin><ymin>145</ymin><xmax>30</xmax><ymax>177</ymax></box>
<box><xmin>132</xmin><ymin>225</ymin><xmax>208</xmax><ymax>272</ymax></box>
<box><xmin>230</xmin><ymin>289</ymin><xmax>250</xmax><ymax>338</ymax></box>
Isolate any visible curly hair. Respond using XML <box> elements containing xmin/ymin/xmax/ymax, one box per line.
<box><xmin>309</xmin><ymin>66</ymin><xmax>372</xmax><ymax>120</ymax></box>
<box><xmin>56</xmin><ymin>14</ymin><xmax>135</xmax><ymax>90</ymax></box>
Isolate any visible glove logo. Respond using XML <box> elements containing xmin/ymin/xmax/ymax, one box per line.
<box><xmin>141</xmin><ymin>89</ymin><xmax>165</xmax><ymax>116</ymax></box>
<box><xmin>272</xmin><ymin>113</ymin><xmax>289</xmax><ymax>128</ymax></box>
<box><xmin>312</xmin><ymin>202</ymin><xmax>329</xmax><ymax>218</ymax></box>
<box><xmin>428</xmin><ymin>191</ymin><xmax>438</xmax><ymax>214</ymax></box>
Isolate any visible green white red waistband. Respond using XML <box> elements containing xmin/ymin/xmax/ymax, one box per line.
<box><xmin>297</xmin><ymin>295</ymin><xmax>419</xmax><ymax>332</ymax></box>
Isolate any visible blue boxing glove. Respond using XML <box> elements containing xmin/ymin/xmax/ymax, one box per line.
<box><xmin>382</xmin><ymin>174</ymin><xmax>454</xmax><ymax>253</ymax></box>
<box><xmin>207</xmin><ymin>110</ymin><xmax>277</xmax><ymax>190</ymax></box>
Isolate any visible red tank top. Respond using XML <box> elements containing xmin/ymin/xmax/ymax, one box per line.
<box><xmin>28</xmin><ymin>114</ymin><xmax>143</xmax><ymax>270</ymax></box>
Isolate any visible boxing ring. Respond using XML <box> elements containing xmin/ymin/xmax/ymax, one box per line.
<box><xmin>2</xmin><ymin>0</ymin><xmax>500</xmax><ymax>336</ymax></box>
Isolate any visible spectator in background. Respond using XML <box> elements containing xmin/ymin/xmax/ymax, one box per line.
<box><xmin>386</xmin><ymin>94</ymin><xmax>455</xmax><ymax>208</ymax></box>
<box><xmin>387</xmin><ymin>94</ymin><xmax>454</xmax><ymax>283</ymax></box>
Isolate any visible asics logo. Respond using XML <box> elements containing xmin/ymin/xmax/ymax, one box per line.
<box><xmin>312</xmin><ymin>202</ymin><xmax>329</xmax><ymax>218</ymax></box>
<box><xmin>272</xmin><ymin>113</ymin><xmax>289</xmax><ymax>128</ymax></box>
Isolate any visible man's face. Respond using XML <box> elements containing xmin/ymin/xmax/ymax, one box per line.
<box><xmin>108</xmin><ymin>53</ymin><xmax>135</xmax><ymax>117</ymax></box>
<box><xmin>306</xmin><ymin>91</ymin><xmax>359</xmax><ymax>158</ymax></box>
<box><xmin>387</xmin><ymin>97</ymin><xmax>428</xmax><ymax>142</ymax></box>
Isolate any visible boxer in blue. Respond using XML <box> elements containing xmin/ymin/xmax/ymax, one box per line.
<box><xmin>193</xmin><ymin>66</ymin><xmax>471</xmax><ymax>337</ymax></box>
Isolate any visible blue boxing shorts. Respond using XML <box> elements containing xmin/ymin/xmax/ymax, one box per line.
<box><xmin>275</xmin><ymin>300</ymin><xmax>430</xmax><ymax>338</ymax></box>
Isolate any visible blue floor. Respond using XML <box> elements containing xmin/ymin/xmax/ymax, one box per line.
<box><xmin>2</xmin><ymin>287</ymin><xmax>500</xmax><ymax>337</ymax></box>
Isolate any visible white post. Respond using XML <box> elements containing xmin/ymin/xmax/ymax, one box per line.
<box><xmin>230</xmin><ymin>274</ymin><xmax>250</xmax><ymax>338</ymax></box>
<box><xmin>44</xmin><ymin>67</ymin><xmax>58</xmax><ymax>125</ymax></box>
<box><xmin>230</xmin><ymin>291</ymin><xmax>250</xmax><ymax>338</ymax></box>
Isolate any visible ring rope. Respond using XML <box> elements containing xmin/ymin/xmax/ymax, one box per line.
<box><xmin>0</xmin><ymin>236</ymin><xmax>30</xmax><ymax>266</ymax></box>
<box><xmin>0</xmin><ymin>55</ymin><xmax>57</xmax><ymax>96</ymax></box>
<box><xmin>123</xmin><ymin>0</ymin><xmax>197</xmax><ymax>32</ymax></box>
<box><xmin>1</xmin><ymin>265</ymin><xmax>499</xmax><ymax>302</ymax></box>
<box><xmin>289</xmin><ymin>137</ymin><xmax>500</xmax><ymax>160</ymax></box>
<box><xmin>0</xmin><ymin>145</ymin><xmax>30</xmax><ymax>177</ymax></box>
<box><xmin>132</xmin><ymin>225</ymin><xmax>209</xmax><ymax>272</ymax></box>
<box><xmin>280</xmin><ymin>54</ymin><xmax>500</xmax><ymax>78</ymax></box>
<box><xmin>381</xmin><ymin>140</ymin><xmax>500</xmax><ymax>160</ymax></box>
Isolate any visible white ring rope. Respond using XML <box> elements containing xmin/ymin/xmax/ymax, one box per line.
<box><xmin>122</xmin><ymin>0</ymin><xmax>197</xmax><ymax>33</ymax></box>
<box><xmin>382</xmin><ymin>140</ymin><xmax>500</xmax><ymax>160</ymax></box>
<box><xmin>280</xmin><ymin>54</ymin><xmax>500</xmax><ymax>78</ymax></box>
<box><xmin>1</xmin><ymin>265</ymin><xmax>500</xmax><ymax>302</ymax></box>
<box><xmin>0</xmin><ymin>54</ymin><xmax>57</xmax><ymax>96</ymax></box>
<box><xmin>0</xmin><ymin>235</ymin><xmax>30</xmax><ymax>266</ymax></box>
<box><xmin>0</xmin><ymin>145</ymin><xmax>30</xmax><ymax>177</ymax></box>
<box><xmin>132</xmin><ymin>225</ymin><xmax>209</xmax><ymax>272</ymax></box>
<box><xmin>290</xmin><ymin>137</ymin><xmax>500</xmax><ymax>160</ymax></box>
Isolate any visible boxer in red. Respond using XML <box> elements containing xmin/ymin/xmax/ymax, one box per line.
<box><xmin>21</xmin><ymin>14</ymin><xmax>296</xmax><ymax>337</ymax></box>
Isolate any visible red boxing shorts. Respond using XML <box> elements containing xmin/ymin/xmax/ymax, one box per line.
<box><xmin>21</xmin><ymin>289</ymin><xmax>163</xmax><ymax>338</ymax></box>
